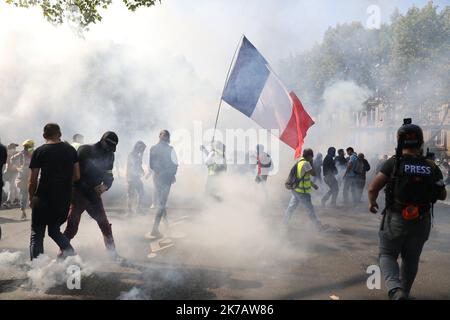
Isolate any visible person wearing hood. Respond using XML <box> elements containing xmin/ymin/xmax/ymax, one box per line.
<box><xmin>148</xmin><ymin>130</ymin><xmax>178</xmax><ymax>239</ymax></box>
<box><xmin>63</xmin><ymin>131</ymin><xmax>122</xmax><ymax>262</ymax></box>
<box><xmin>11</xmin><ymin>139</ymin><xmax>35</xmax><ymax>220</ymax></box>
<box><xmin>321</xmin><ymin>147</ymin><xmax>339</xmax><ymax>208</ymax></box>
<box><xmin>127</xmin><ymin>140</ymin><xmax>146</xmax><ymax>215</ymax></box>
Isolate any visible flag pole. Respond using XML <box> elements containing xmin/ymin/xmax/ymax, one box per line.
<box><xmin>212</xmin><ymin>34</ymin><xmax>244</xmax><ymax>143</ymax></box>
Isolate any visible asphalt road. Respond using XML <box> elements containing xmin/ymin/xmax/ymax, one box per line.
<box><xmin>1</xmin><ymin>199</ymin><xmax>449</xmax><ymax>300</ymax></box>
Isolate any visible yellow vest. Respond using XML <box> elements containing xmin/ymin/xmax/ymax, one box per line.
<box><xmin>207</xmin><ymin>150</ymin><xmax>226</xmax><ymax>176</ymax></box>
<box><xmin>71</xmin><ymin>142</ymin><xmax>81</xmax><ymax>151</ymax></box>
<box><xmin>294</xmin><ymin>158</ymin><xmax>312</xmax><ymax>194</ymax></box>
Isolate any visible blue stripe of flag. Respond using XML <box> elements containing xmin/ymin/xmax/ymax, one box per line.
<box><xmin>222</xmin><ymin>36</ymin><xmax>270</xmax><ymax>117</ymax></box>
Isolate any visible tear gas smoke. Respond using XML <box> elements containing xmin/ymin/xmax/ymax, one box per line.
<box><xmin>1</xmin><ymin>0</ymin><xmax>446</xmax><ymax>297</ymax></box>
<box><xmin>0</xmin><ymin>250</ymin><xmax>26</xmax><ymax>271</ymax></box>
<box><xmin>27</xmin><ymin>255</ymin><xmax>94</xmax><ymax>293</ymax></box>
<box><xmin>118</xmin><ymin>286</ymin><xmax>149</xmax><ymax>300</ymax></box>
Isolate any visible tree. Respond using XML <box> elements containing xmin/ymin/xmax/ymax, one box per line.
<box><xmin>281</xmin><ymin>1</ymin><xmax>449</xmax><ymax>115</ymax></box>
<box><xmin>5</xmin><ymin>0</ymin><xmax>161</xmax><ymax>30</ymax></box>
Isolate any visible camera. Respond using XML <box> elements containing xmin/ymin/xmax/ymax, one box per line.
<box><xmin>403</xmin><ymin>118</ymin><xmax>412</xmax><ymax>125</ymax></box>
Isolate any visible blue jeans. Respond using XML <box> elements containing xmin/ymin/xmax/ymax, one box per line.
<box><xmin>283</xmin><ymin>191</ymin><xmax>321</xmax><ymax>228</ymax></box>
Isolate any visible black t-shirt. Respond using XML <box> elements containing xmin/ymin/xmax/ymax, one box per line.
<box><xmin>380</xmin><ymin>156</ymin><xmax>444</xmax><ymax>181</ymax></box>
<box><xmin>29</xmin><ymin>142</ymin><xmax>78</xmax><ymax>202</ymax></box>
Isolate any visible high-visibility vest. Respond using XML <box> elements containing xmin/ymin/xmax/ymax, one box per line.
<box><xmin>294</xmin><ymin>158</ymin><xmax>312</xmax><ymax>194</ymax></box>
<box><xmin>71</xmin><ymin>142</ymin><xmax>81</xmax><ymax>151</ymax></box>
<box><xmin>207</xmin><ymin>150</ymin><xmax>227</xmax><ymax>176</ymax></box>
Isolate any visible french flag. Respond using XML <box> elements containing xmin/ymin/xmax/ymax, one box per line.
<box><xmin>222</xmin><ymin>36</ymin><xmax>314</xmax><ymax>158</ymax></box>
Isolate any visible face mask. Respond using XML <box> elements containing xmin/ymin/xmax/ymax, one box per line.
<box><xmin>102</xmin><ymin>141</ymin><xmax>116</xmax><ymax>152</ymax></box>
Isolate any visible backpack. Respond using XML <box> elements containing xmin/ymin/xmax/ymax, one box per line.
<box><xmin>353</xmin><ymin>158</ymin><xmax>365</xmax><ymax>175</ymax></box>
<box><xmin>392</xmin><ymin>156</ymin><xmax>436</xmax><ymax>207</ymax></box>
<box><xmin>259</xmin><ymin>154</ymin><xmax>272</xmax><ymax>168</ymax></box>
<box><xmin>285</xmin><ymin>160</ymin><xmax>307</xmax><ymax>190</ymax></box>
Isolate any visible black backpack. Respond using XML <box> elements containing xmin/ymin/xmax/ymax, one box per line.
<box><xmin>285</xmin><ymin>160</ymin><xmax>307</xmax><ymax>190</ymax></box>
<box><xmin>390</xmin><ymin>156</ymin><xmax>436</xmax><ymax>207</ymax></box>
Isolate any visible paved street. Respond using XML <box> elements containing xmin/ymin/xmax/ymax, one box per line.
<box><xmin>1</xmin><ymin>191</ymin><xmax>449</xmax><ymax>300</ymax></box>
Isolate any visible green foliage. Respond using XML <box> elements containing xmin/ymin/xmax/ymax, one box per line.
<box><xmin>5</xmin><ymin>0</ymin><xmax>160</xmax><ymax>30</ymax></box>
<box><xmin>281</xmin><ymin>1</ymin><xmax>450</xmax><ymax>114</ymax></box>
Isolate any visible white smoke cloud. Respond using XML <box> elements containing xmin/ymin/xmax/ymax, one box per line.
<box><xmin>0</xmin><ymin>250</ymin><xmax>26</xmax><ymax>270</ymax></box>
<box><xmin>1</xmin><ymin>0</ymin><xmax>441</xmax><ymax>299</ymax></box>
<box><xmin>304</xmin><ymin>81</ymin><xmax>373</xmax><ymax>153</ymax></box>
<box><xmin>26</xmin><ymin>254</ymin><xmax>94</xmax><ymax>293</ymax></box>
<box><xmin>118</xmin><ymin>286</ymin><xmax>149</xmax><ymax>300</ymax></box>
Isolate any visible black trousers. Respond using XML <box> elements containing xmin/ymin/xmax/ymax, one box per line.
<box><xmin>30</xmin><ymin>223</ymin><xmax>73</xmax><ymax>260</ymax></box>
<box><xmin>30</xmin><ymin>197</ymin><xmax>73</xmax><ymax>260</ymax></box>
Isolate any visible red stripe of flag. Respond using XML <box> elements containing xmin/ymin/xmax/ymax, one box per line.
<box><xmin>280</xmin><ymin>92</ymin><xmax>315</xmax><ymax>158</ymax></box>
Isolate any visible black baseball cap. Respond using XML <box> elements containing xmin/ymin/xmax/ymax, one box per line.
<box><xmin>101</xmin><ymin>131</ymin><xmax>119</xmax><ymax>151</ymax></box>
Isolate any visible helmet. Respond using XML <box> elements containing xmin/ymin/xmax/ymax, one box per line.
<box><xmin>397</xmin><ymin>123</ymin><xmax>423</xmax><ymax>149</ymax></box>
<box><xmin>22</xmin><ymin>139</ymin><xmax>35</xmax><ymax>148</ymax></box>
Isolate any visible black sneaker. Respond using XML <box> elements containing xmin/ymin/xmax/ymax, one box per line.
<box><xmin>57</xmin><ymin>248</ymin><xmax>76</xmax><ymax>262</ymax></box>
<box><xmin>389</xmin><ymin>288</ymin><xmax>408</xmax><ymax>300</ymax></box>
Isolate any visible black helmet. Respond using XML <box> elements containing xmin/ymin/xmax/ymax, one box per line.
<box><xmin>397</xmin><ymin>123</ymin><xmax>423</xmax><ymax>149</ymax></box>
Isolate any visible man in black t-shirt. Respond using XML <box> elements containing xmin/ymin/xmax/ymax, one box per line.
<box><xmin>28</xmin><ymin>123</ymin><xmax>80</xmax><ymax>260</ymax></box>
<box><xmin>368</xmin><ymin>122</ymin><xmax>447</xmax><ymax>300</ymax></box>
